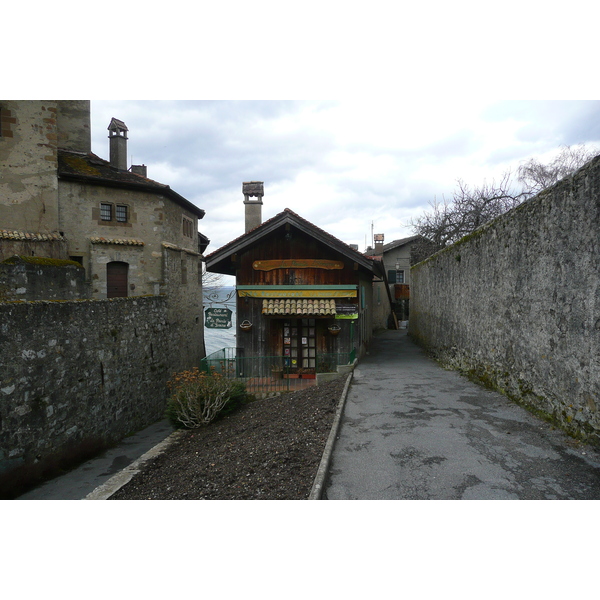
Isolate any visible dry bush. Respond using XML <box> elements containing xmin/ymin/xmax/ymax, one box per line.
<box><xmin>166</xmin><ymin>368</ymin><xmax>248</xmax><ymax>428</ymax></box>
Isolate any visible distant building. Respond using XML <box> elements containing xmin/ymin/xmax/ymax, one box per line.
<box><xmin>365</xmin><ymin>233</ymin><xmax>434</xmax><ymax>326</ymax></box>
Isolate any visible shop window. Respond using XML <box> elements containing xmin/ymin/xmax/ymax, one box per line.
<box><xmin>283</xmin><ymin>319</ymin><xmax>316</xmax><ymax>372</ymax></box>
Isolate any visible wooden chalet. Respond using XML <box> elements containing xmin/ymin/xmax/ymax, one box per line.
<box><xmin>205</xmin><ymin>204</ymin><xmax>382</xmax><ymax>378</ymax></box>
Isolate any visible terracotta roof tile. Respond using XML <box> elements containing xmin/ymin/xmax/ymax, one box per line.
<box><xmin>261</xmin><ymin>298</ymin><xmax>337</xmax><ymax>316</ymax></box>
<box><xmin>90</xmin><ymin>237</ymin><xmax>144</xmax><ymax>246</ymax></box>
<box><xmin>0</xmin><ymin>230</ymin><xmax>64</xmax><ymax>241</ymax></box>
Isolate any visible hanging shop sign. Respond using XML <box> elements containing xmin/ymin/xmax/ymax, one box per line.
<box><xmin>237</xmin><ymin>285</ymin><xmax>357</xmax><ymax>298</ymax></box>
<box><xmin>205</xmin><ymin>307</ymin><xmax>233</xmax><ymax>329</ymax></box>
<box><xmin>253</xmin><ymin>259</ymin><xmax>344</xmax><ymax>271</ymax></box>
<box><xmin>335</xmin><ymin>303</ymin><xmax>359</xmax><ymax>320</ymax></box>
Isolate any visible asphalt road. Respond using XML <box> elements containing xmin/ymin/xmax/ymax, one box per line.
<box><xmin>325</xmin><ymin>329</ymin><xmax>600</xmax><ymax>500</ymax></box>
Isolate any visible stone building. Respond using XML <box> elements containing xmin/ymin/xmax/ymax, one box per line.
<box><xmin>0</xmin><ymin>99</ymin><xmax>207</xmax><ymax>363</ymax></box>
<box><xmin>1</xmin><ymin>101</ymin><xmax>209</xmax><ymax>492</ymax></box>
<box><xmin>365</xmin><ymin>234</ymin><xmax>434</xmax><ymax>326</ymax></box>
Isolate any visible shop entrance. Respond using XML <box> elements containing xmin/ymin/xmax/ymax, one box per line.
<box><xmin>283</xmin><ymin>318</ymin><xmax>316</xmax><ymax>374</ymax></box>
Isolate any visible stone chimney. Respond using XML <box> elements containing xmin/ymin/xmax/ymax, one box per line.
<box><xmin>130</xmin><ymin>164</ymin><xmax>147</xmax><ymax>178</ymax></box>
<box><xmin>108</xmin><ymin>117</ymin><xmax>128</xmax><ymax>170</ymax></box>
<box><xmin>374</xmin><ymin>233</ymin><xmax>384</xmax><ymax>253</ymax></box>
<box><xmin>243</xmin><ymin>181</ymin><xmax>264</xmax><ymax>232</ymax></box>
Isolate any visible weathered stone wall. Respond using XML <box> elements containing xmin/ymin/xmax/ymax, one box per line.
<box><xmin>0</xmin><ymin>101</ymin><xmax>60</xmax><ymax>238</ymax></box>
<box><xmin>410</xmin><ymin>155</ymin><xmax>600</xmax><ymax>442</ymax></box>
<box><xmin>0</xmin><ymin>296</ymin><xmax>179</xmax><ymax>479</ymax></box>
<box><xmin>162</xmin><ymin>245</ymin><xmax>205</xmax><ymax>368</ymax></box>
<box><xmin>0</xmin><ymin>257</ymin><xmax>88</xmax><ymax>301</ymax></box>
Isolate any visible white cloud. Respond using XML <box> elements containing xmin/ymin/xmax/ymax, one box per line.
<box><xmin>88</xmin><ymin>99</ymin><xmax>600</xmax><ymax>253</ymax></box>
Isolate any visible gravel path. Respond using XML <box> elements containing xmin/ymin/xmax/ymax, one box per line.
<box><xmin>109</xmin><ymin>376</ymin><xmax>346</xmax><ymax>500</ymax></box>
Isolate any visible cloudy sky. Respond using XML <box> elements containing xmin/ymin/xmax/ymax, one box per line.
<box><xmin>89</xmin><ymin>99</ymin><xmax>600</xmax><ymax>257</ymax></box>
<box><xmin>8</xmin><ymin>3</ymin><xmax>600</xmax><ymax>585</ymax></box>
<box><xmin>10</xmin><ymin>2</ymin><xmax>600</xmax><ymax>257</ymax></box>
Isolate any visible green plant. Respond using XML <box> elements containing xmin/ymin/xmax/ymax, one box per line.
<box><xmin>165</xmin><ymin>367</ymin><xmax>250</xmax><ymax>428</ymax></box>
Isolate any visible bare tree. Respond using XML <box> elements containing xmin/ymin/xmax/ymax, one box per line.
<box><xmin>411</xmin><ymin>144</ymin><xmax>599</xmax><ymax>257</ymax></box>
<box><xmin>202</xmin><ymin>264</ymin><xmax>223</xmax><ymax>294</ymax></box>
<box><xmin>517</xmin><ymin>144</ymin><xmax>599</xmax><ymax>196</ymax></box>
<box><xmin>411</xmin><ymin>171</ymin><xmax>526</xmax><ymax>252</ymax></box>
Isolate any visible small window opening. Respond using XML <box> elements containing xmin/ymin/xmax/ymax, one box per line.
<box><xmin>101</xmin><ymin>203</ymin><xmax>112</xmax><ymax>221</ymax></box>
<box><xmin>116</xmin><ymin>205</ymin><xmax>128</xmax><ymax>222</ymax></box>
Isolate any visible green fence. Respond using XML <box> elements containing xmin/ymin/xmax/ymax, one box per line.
<box><xmin>200</xmin><ymin>348</ymin><xmax>355</xmax><ymax>394</ymax></box>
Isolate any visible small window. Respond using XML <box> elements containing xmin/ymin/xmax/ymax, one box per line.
<box><xmin>181</xmin><ymin>257</ymin><xmax>188</xmax><ymax>284</ymax></box>
<box><xmin>396</xmin><ymin>270</ymin><xmax>405</xmax><ymax>284</ymax></box>
<box><xmin>0</xmin><ymin>106</ymin><xmax>14</xmax><ymax>138</ymax></box>
<box><xmin>183</xmin><ymin>216</ymin><xmax>194</xmax><ymax>238</ymax></box>
<box><xmin>101</xmin><ymin>203</ymin><xmax>112</xmax><ymax>221</ymax></box>
<box><xmin>116</xmin><ymin>205</ymin><xmax>128</xmax><ymax>222</ymax></box>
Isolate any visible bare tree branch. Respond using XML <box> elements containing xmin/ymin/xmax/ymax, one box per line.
<box><xmin>410</xmin><ymin>144</ymin><xmax>599</xmax><ymax>258</ymax></box>
<box><xmin>517</xmin><ymin>144</ymin><xmax>599</xmax><ymax>196</ymax></box>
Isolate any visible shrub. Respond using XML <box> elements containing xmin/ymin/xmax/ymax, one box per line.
<box><xmin>165</xmin><ymin>368</ymin><xmax>249</xmax><ymax>428</ymax></box>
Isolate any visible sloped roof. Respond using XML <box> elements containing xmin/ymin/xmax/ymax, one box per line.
<box><xmin>0</xmin><ymin>229</ymin><xmax>64</xmax><ymax>242</ymax></box>
<box><xmin>57</xmin><ymin>149</ymin><xmax>205</xmax><ymax>219</ymax></box>
<box><xmin>206</xmin><ymin>208</ymin><xmax>379</xmax><ymax>276</ymax></box>
<box><xmin>364</xmin><ymin>234</ymin><xmax>422</xmax><ymax>257</ymax></box>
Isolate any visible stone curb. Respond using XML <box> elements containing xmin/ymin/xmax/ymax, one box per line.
<box><xmin>308</xmin><ymin>371</ymin><xmax>353</xmax><ymax>500</ymax></box>
<box><xmin>86</xmin><ymin>372</ymin><xmax>353</xmax><ymax>500</ymax></box>
<box><xmin>84</xmin><ymin>430</ymin><xmax>186</xmax><ymax>500</ymax></box>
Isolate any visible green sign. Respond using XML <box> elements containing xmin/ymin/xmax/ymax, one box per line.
<box><xmin>205</xmin><ymin>307</ymin><xmax>233</xmax><ymax>329</ymax></box>
<box><xmin>335</xmin><ymin>313</ymin><xmax>358</xmax><ymax>320</ymax></box>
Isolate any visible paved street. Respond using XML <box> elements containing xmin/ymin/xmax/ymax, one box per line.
<box><xmin>325</xmin><ymin>329</ymin><xmax>600</xmax><ymax>500</ymax></box>
<box><xmin>17</xmin><ymin>419</ymin><xmax>174</xmax><ymax>500</ymax></box>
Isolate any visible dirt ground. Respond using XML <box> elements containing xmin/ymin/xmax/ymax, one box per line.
<box><xmin>109</xmin><ymin>376</ymin><xmax>347</xmax><ymax>500</ymax></box>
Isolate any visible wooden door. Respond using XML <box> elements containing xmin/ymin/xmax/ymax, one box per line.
<box><xmin>107</xmin><ymin>261</ymin><xmax>128</xmax><ymax>298</ymax></box>
<box><xmin>283</xmin><ymin>318</ymin><xmax>316</xmax><ymax>373</ymax></box>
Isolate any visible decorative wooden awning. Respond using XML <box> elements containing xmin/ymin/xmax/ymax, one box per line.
<box><xmin>261</xmin><ymin>298</ymin><xmax>337</xmax><ymax>316</ymax></box>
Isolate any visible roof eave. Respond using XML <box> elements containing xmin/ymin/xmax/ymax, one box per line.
<box><xmin>58</xmin><ymin>172</ymin><xmax>205</xmax><ymax>219</ymax></box>
<box><xmin>206</xmin><ymin>211</ymin><xmax>375</xmax><ymax>274</ymax></box>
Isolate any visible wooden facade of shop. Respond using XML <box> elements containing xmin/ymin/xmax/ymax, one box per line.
<box><xmin>205</xmin><ymin>209</ymin><xmax>380</xmax><ymax>372</ymax></box>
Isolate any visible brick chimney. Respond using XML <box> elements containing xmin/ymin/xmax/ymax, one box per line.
<box><xmin>108</xmin><ymin>117</ymin><xmax>128</xmax><ymax>170</ymax></box>
<box><xmin>243</xmin><ymin>181</ymin><xmax>264</xmax><ymax>232</ymax></box>
<box><xmin>374</xmin><ymin>233</ymin><xmax>384</xmax><ymax>253</ymax></box>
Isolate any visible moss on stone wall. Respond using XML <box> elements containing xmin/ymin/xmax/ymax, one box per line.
<box><xmin>1</xmin><ymin>255</ymin><xmax>83</xmax><ymax>268</ymax></box>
